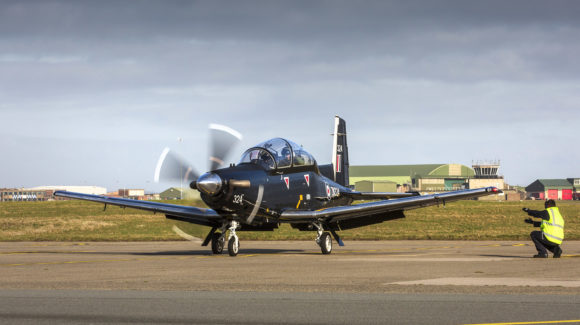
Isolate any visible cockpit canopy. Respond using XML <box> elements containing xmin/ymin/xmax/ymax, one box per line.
<box><xmin>238</xmin><ymin>138</ymin><xmax>316</xmax><ymax>170</ymax></box>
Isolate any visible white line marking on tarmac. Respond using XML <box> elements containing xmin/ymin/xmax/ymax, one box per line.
<box><xmin>465</xmin><ymin>319</ymin><xmax>580</xmax><ymax>325</ymax></box>
<box><xmin>389</xmin><ymin>277</ymin><xmax>580</xmax><ymax>287</ymax></box>
<box><xmin>341</xmin><ymin>257</ymin><xmax>515</xmax><ymax>262</ymax></box>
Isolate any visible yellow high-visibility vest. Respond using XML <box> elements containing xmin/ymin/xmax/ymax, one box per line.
<box><xmin>541</xmin><ymin>207</ymin><xmax>565</xmax><ymax>245</ymax></box>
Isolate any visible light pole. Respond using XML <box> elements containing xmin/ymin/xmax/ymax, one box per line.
<box><xmin>177</xmin><ymin>137</ymin><xmax>183</xmax><ymax>200</ymax></box>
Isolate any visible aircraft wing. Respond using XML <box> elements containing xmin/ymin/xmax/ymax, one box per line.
<box><xmin>53</xmin><ymin>191</ymin><xmax>222</xmax><ymax>227</ymax></box>
<box><xmin>343</xmin><ymin>191</ymin><xmax>420</xmax><ymax>200</ymax></box>
<box><xmin>280</xmin><ymin>187</ymin><xmax>501</xmax><ymax>224</ymax></box>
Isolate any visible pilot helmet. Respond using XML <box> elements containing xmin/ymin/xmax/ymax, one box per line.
<box><xmin>282</xmin><ymin>148</ymin><xmax>291</xmax><ymax>157</ymax></box>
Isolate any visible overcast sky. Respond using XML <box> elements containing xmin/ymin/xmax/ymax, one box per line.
<box><xmin>1</xmin><ymin>0</ymin><xmax>579</xmax><ymax>192</ymax></box>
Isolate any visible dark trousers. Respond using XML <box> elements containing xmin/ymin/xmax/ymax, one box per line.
<box><xmin>530</xmin><ymin>231</ymin><xmax>558</xmax><ymax>256</ymax></box>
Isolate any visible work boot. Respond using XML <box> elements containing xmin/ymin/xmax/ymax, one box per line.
<box><xmin>533</xmin><ymin>254</ymin><xmax>548</xmax><ymax>258</ymax></box>
<box><xmin>553</xmin><ymin>247</ymin><xmax>562</xmax><ymax>258</ymax></box>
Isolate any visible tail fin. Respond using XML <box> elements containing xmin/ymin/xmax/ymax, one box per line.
<box><xmin>332</xmin><ymin>116</ymin><xmax>349</xmax><ymax>187</ymax></box>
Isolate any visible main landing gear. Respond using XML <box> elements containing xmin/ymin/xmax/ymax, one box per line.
<box><xmin>312</xmin><ymin>222</ymin><xmax>344</xmax><ymax>255</ymax></box>
<box><xmin>207</xmin><ymin>221</ymin><xmax>240</xmax><ymax>257</ymax></box>
<box><xmin>313</xmin><ymin>222</ymin><xmax>332</xmax><ymax>254</ymax></box>
<box><xmin>203</xmin><ymin>220</ymin><xmax>342</xmax><ymax>256</ymax></box>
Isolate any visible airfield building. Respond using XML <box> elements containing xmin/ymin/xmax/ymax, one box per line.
<box><xmin>1</xmin><ymin>188</ymin><xmax>53</xmax><ymax>202</ymax></box>
<box><xmin>349</xmin><ymin>162</ymin><xmax>505</xmax><ymax>200</ymax></box>
<box><xmin>350</xmin><ymin>164</ymin><xmax>475</xmax><ymax>193</ymax></box>
<box><xmin>118</xmin><ymin>189</ymin><xmax>145</xmax><ymax>199</ymax></box>
<box><xmin>28</xmin><ymin>186</ymin><xmax>107</xmax><ymax>195</ymax></box>
<box><xmin>467</xmin><ymin>161</ymin><xmax>505</xmax><ymax>200</ymax></box>
<box><xmin>570</xmin><ymin>178</ymin><xmax>580</xmax><ymax>200</ymax></box>
<box><xmin>159</xmin><ymin>187</ymin><xmax>201</xmax><ymax>200</ymax></box>
<box><xmin>0</xmin><ymin>186</ymin><xmax>107</xmax><ymax>202</ymax></box>
<box><xmin>525</xmin><ymin>179</ymin><xmax>576</xmax><ymax>200</ymax></box>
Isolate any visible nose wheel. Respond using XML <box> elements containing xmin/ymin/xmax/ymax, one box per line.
<box><xmin>227</xmin><ymin>220</ymin><xmax>240</xmax><ymax>256</ymax></box>
<box><xmin>210</xmin><ymin>220</ymin><xmax>240</xmax><ymax>256</ymax></box>
<box><xmin>228</xmin><ymin>236</ymin><xmax>239</xmax><ymax>256</ymax></box>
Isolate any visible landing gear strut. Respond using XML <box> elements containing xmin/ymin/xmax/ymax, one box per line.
<box><xmin>209</xmin><ymin>220</ymin><xmax>240</xmax><ymax>256</ymax></box>
<box><xmin>313</xmin><ymin>222</ymin><xmax>332</xmax><ymax>254</ymax></box>
<box><xmin>227</xmin><ymin>220</ymin><xmax>240</xmax><ymax>257</ymax></box>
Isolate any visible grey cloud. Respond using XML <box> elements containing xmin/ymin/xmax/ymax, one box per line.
<box><xmin>2</xmin><ymin>0</ymin><xmax>580</xmax><ymax>96</ymax></box>
<box><xmin>1</xmin><ymin>0</ymin><xmax>579</xmax><ymax>190</ymax></box>
<box><xmin>3</xmin><ymin>1</ymin><xmax>580</xmax><ymax>40</ymax></box>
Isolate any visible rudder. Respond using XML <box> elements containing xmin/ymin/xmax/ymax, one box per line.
<box><xmin>332</xmin><ymin>116</ymin><xmax>349</xmax><ymax>187</ymax></box>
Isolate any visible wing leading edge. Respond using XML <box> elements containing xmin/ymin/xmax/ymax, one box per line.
<box><xmin>343</xmin><ymin>191</ymin><xmax>420</xmax><ymax>200</ymax></box>
<box><xmin>280</xmin><ymin>187</ymin><xmax>501</xmax><ymax>223</ymax></box>
<box><xmin>53</xmin><ymin>191</ymin><xmax>221</xmax><ymax>226</ymax></box>
<box><xmin>55</xmin><ymin>187</ymin><xmax>500</xmax><ymax>230</ymax></box>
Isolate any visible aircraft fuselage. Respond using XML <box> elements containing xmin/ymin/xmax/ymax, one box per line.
<box><xmin>198</xmin><ymin>163</ymin><xmax>352</xmax><ymax>225</ymax></box>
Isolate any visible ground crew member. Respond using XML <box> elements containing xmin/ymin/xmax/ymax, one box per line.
<box><xmin>522</xmin><ymin>199</ymin><xmax>564</xmax><ymax>258</ymax></box>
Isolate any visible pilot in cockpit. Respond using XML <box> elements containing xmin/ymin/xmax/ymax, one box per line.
<box><xmin>260</xmin><ymin>152</ymin><xmax>273</xmax><ymax>168</ymax></box>
<box><xmin>279</xmin><ymin>147</ymin><xmax>292</xmax><ymax>167</ymax></box>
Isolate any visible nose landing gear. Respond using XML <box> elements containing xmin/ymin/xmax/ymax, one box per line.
<box><xmin>227</xmin><ymin>220</ymin><xmax>240</xmax><ymax>256</ymax></box>
<box><xmin>209</xmin><ymin>220</ymin><xmax>240</xmax><ymax>256</ymax></box>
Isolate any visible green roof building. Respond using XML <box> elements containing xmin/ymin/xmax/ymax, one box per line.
<box><xmin>159</xmin><ymin>187</ymin><xmax>201</xmax><ymax>200</ymax></box>
<box><xmin>354</xmin><ymin>180</ymin><xmax>398</xmax><ymax>192</ymax></box>
<box><xmin>525</xmin><ymin>179</ymin><xmax>575</xmax><ymax>200</ymax></box>
<box><xmin>349</xmin><ymin>164</ymin><xmax>476</xmax><ymax>192</ymax></box>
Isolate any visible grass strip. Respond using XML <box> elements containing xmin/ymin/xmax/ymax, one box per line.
<box><xmin>1</xmin><ymin>200</ymin><xmax>579</xmax><ymax>241</ymax></box>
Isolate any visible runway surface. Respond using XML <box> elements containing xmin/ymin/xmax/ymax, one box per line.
<box><xmin>1</xmin><ymin>240</ymin><xmax>580</xmax><ymax>324</ymax></box>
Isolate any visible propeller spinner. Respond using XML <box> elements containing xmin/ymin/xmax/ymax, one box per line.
<box><xmin>196</xmin><ymin>172</ymin><xmax>223</xmax><ymax>195</ymax></box>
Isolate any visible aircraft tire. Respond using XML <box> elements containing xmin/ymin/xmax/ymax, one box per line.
<box><xmin>211</xmin><ymin>232</ymin><xmax>224</xmax><ymax>254</ymax></box>
<box><xmin>228</xmin><ymin>237</ymin><xmax>239</xmax><ymax>256</ymax></box>
<box><xmin>320</xmin><ymin>232</ymin><xmax>332</xmax><ymax>254</ymax></box>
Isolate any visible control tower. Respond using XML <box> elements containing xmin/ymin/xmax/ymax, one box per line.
<box><xmin>469</xmin><ymin>160</ymin><xmax>504</xmax><ymax>194</ymax></box>
<box><xmin>472</xmin><ymin>160</ymin><xmax>501</xmax><ymax>179</ymax></box>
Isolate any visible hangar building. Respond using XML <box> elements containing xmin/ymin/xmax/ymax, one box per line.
<box><xmin>159</xmin><ymin>187</ymin><xmax>200</xmax><ymax>200</ymax></box>
<box><xmin>525</xmin><ymin>179</ymin><xmax>577</xmax><ymax>200</ymax></box>
<box><xmin>349</xmin><ymin>162</ymin><xmax>504</xmax><ymax>195</ymax></box>
<box><xmin>350</xmin><ymin>164</ymin><xmax>474</xmax><ymax>192</ymax></box>
<box><xmin>0</xmin><ymin>186</ymin><xmax>107</xmax><ymax>202</ymax></box>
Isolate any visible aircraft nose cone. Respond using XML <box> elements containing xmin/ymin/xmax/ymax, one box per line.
<box><xmin>196</xmin><ymin>172</ymin><xmax>223</xmax><ymax>195</ymax></box>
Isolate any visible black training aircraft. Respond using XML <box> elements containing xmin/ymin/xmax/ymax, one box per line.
<box><xmin>55</xmin><ymin>116</ymin><xmax>500</xmax><ymax>256</ymax></box>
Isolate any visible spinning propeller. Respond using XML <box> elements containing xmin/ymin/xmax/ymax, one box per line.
<box><xmin>153</xmin><ymin>124</ymin><xmax>243</xmax><ymax>186</ymax></box>
<box><xmin>154</xmin><ymin>123</ymin><xmax>266</xmax><ymax>249</ymax></box>
<box><xmin>208</xmin><ymin>124</ymin><xmax>243</xmax><ymax>171</ymax></box>
<box><xmin>153</xmin><ymin>123</ymin><xmax>244</xmax><ymax>241</ymax></box>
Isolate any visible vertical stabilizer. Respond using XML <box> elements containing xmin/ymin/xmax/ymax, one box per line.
<box><xmin>331</xmin><ymin>116</ymin><xmax>349</xmax><ymax>187</ymax></box>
